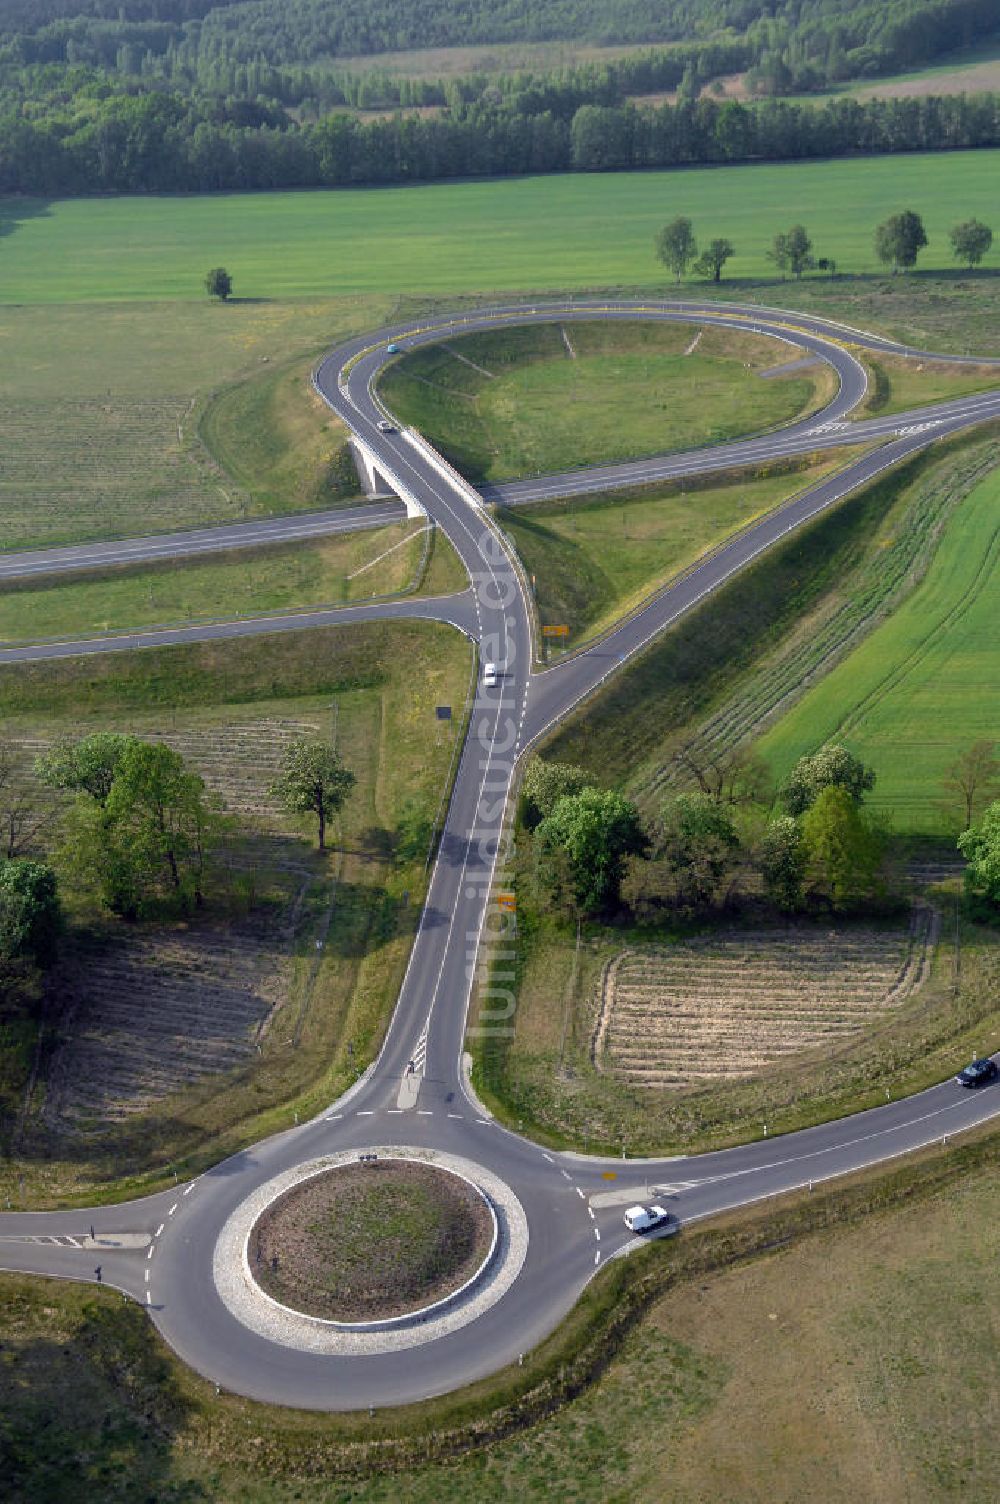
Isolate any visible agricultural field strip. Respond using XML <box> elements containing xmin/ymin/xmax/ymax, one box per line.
<box><xmin>599</xmin><ymin>918</ymin><xmax>933</xmax><ymax>1087</ymax></box>
<box><xmin>630</xmin><ymin>437</ymin><xmax>1000</xmax><ymax>808</ymax></box>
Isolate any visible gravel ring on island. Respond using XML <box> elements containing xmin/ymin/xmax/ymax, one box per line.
<box><xmin>212</xmin><ymin>1146</ymin><xmax>528</xmax><ymax>1355</ymax></box>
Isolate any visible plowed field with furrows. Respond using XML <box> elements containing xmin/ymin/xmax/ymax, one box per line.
<box><xmin>0</xmin><ymin>398</ymin><xmax>242</xmax><ymax>549</ymax></box>
<box><xmin>11</xmin><ymin>716</ymin><xmax>322</xmax><ymax>829</ymax></box>
<box><xmin>10</xmin><ymin>713</ymin><xmax>330</xmax><ymax>1133</ymax></box>
<box><xmin>41</xmin><ymin>906</ymin><xmax>302</xmax><ymax>1133</ymax></box>
<box><xmin>595</xmin><ymin>916</ymin><xmax>934</xmax><ymax>1087</ymax></box>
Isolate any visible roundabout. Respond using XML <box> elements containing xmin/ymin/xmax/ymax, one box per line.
<box><xmin>212</xmin><ymin>1146</ymin><xmax>527</xmax><ymax>1356</ymax></box>
<box><xmin>2</xmin><ymin>299</ymin><xmax>1000</xmax><ymax>1410</ymax></box>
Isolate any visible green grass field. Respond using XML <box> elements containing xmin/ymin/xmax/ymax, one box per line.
<box><xmin>541</xmin><ymin>432</ymin><xmax>999</xmax><ymax>805</ymax></box>
<box><xmin>381</xmin><ymin>321</ymin><xmax>820</xmax><ymax>482</ymax></box>
<box><xmin>0</xmin><ymin>299</ymin><xmax>391</xmax><ymax>548</ymax></box>
<box><xmin>499</xmin><ymin>456</ymin><xmax>846</xmax><ymax>646</ymax></box>
<box><xmin>1</xmin><ymin>150</ymin><xmax>999</xmax><ymax>304</ymax></box>
<box><xmin>756</xmin><ymin>460</ymin><xmax>1000</xmax><ymax>838</ymax></box>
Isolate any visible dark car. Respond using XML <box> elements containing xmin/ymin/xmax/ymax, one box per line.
<box><xmin>955</xmin><ymin>1057</ymin><xmax>998</xmax><ymax>1088</ymax></box>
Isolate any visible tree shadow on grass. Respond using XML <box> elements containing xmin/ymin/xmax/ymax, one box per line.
<box><xmin>3</xmin><ymin>1288</ymin><xmax>207</xmax><ymax>1502</ymax></box>
<box><xmin>0</xmin><ymin>197</ymin><xmax>54</xmax><ymax>245</ymax></box>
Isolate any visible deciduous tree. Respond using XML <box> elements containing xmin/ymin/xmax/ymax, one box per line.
<box><xmin>770</xmin><ymin>224</ymin><xmax>813</xmax><ymax>278</ymax></box>
<box><xmin>694</xmin><ymin>237</ymin><xmax>734</xmax><ymax>282</ymax></box>
<box><xmin>521</xmin><ymin>758</ymin><xmax>590</xmax><ymax>829</ymax></box>
<box><xmin>800</xmin><ymin>786</ymin><xmax>885</xmax><ymax>911</ymax></box>
<box><xmin>535</xmin><ymin>788</ymin><xmax>646</xmax><ymax>914</ymax></box>
<box><xmin>949</xmin><ymin>218</ymin><xmax>992</xmax><ymax>268</ymax></box>
<box><xmin>959</xmin><ymin>800</ymin><xmax>1000</xmax><ymax>912</ymax></box>
<box><xmin>874</xmin><ymin>210</ymin><xmax>927</xmax><ymax>272</ymax></box>
<box><xmin>943</xmin><ymin>740</ymin><xmax>1000</xmax><ymax>831</ymax></box>
<box><xmin>0</xmin><ymin>859</ymin><xmax>61</xmax><ymax>967</ymax></box>
<box><xmin>780</xmin><ymin>745</ymin><xmax>875</xmax><ymax>817</ymax></box>
<box><xmin>36</xmin><ymin>732</ymin><xmax>138</xmax><ymax>807</ymax></box>
<box><xmin>759</xmin><ymin>816</ymin><xmax>805</xmax><ymax>910</ymax></box>
<box><xmin>270</xmin><ymin>737</ymin><xmax>355</xmax><ymax>851</ymax></box>
<box><xmin>655</xmin><ymin>215</ymin><xmax>697</xmax><ymax>283</ymax></box>
<box><xmin>0</xmin><ymin>739</ymin><xmax>54</xmax><ymax>859</ymax></box>
<box><xmin>653</xmin><ymin>791</ymin><xmax>740</xmax><ymax>910</ymax></box>
<box><xmin>670</xmin><ymin>743</ymin><xmax>771</xmax><ymax>807</ymax></box>
<box><xmin>204</xmin><ymin>266</ymin><xmax>233</xmax><ymax>300</ymax></box>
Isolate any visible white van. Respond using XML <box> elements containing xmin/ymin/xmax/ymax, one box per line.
<box><xmin>623</xmin><ymin>1204</ymin><xmax>671</xmax><ymax>1234</ymax></box>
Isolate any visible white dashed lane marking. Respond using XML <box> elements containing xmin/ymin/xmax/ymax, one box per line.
<box><xmin>168</xmin><ymin>1204</ymin><xmax>178</xmax><ymax>1217</ymax></box>
<box><xmin>155</xmin><ymin>1223</ymin><xmax>164</xmax><ymax>1237</ymax></box>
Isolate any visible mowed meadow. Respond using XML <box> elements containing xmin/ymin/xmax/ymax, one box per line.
<box><xmin>1</xmin><ymin>149</ymin><xmax>1000</xmax><ymax>303</ymax></box>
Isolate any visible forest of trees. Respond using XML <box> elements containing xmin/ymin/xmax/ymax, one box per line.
<box><xmin>1</xmin><ymin>83</ymin><xmax>998</xmax><ymax>196</ymax></box>
<box><xmin>1</xmin><ymin>0</ymin><xmax>997</xmax><ymax>90</ymax></box>
<box><xmin>0</xmin><ymin>0</ymin><xmax>998</xmax><ymax>196</ymax></box>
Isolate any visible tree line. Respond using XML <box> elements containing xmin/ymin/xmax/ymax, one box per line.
<box><xmin>655</xmin><ymin>211</ymin><xmax>994</xmax><ymax>283</ymax></box>
<box><xmin>521</xmin><ymin>738</ymin><xmax>1000</xmax><ymax>924</ymax></box>
<box><xmin>3</xmin><ymin>85</ymin><xmax>1000</xmax><ymax>196</ymax></box>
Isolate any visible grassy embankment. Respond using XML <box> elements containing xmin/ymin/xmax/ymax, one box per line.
<box><xmin>0</xmin><ymin>523</ymin><xmax>466</xmax><ymax>644</ymax></box>
<box><xmin>857</xmin><ymin>350</ymin><xmax>1000</xmax><ymax>416</ymax></box>
<box><xmin>2</xmin><ymin>150</ymin><xmax>1000</xmax><ymax>303</ymax></box>
<box><xmin>497</xmin><ymin>458</ymin><xmax>846</xmax><ymax>648</ymax></box>
<box><xmin>379</xmin><ymin>320</ymin><xmax>824</xmax><ymax>482</ymax></box>
<box><xmin>5</xmin><ymin>1124</ymin><xmax>1000</xmax><ymax>1500</ymax></box>
<box><xmin>470</xmin><ymin>432</ymin><xmax>1000</xmax><ymax>1155</ymax></box>
<box><xmin>0</xmin><ymin>620</ymin><xmax>472</xmax><ymax>1206</ymax></box>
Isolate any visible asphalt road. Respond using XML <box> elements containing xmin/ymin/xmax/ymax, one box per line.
<box><xmin>3</xmin><ymin>300</ymin><xmax>1000</xmax><ymax>1412</ymax></box>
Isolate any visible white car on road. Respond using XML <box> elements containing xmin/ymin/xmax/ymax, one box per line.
<box><xmin>482</xmin><ymin>661</ymin><xmax>498</xmax><ymax>688</ymax></box>
<box><xmin>623</xmin><ymin>1204</ymin><xmax>674</xmax><ymax>1234</ymax></box>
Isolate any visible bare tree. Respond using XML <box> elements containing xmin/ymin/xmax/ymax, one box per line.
<box><xmin>0</xmin><ymin>740</ymin><xmax>54</xmax><ymax>859</ymax></box>
<box><xmin>943</xmin><ymin>740</ymin><xmax>1000</xmax><ymax>830</ymax></box>
<box><xmin>670</xmin><ymin>743</ymin><xmax>772</xmax><ymax>808</ymax></box>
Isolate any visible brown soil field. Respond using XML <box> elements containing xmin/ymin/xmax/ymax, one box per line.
<box><xmin>250</xmin><ymin>1160</ymin><xmax>493</xmax><ymax>1321</ymax></box>
<box><xmin>594</xmin><ymin>911</ymin><xmax>936</xmax><ymax>1087</ymax></box>
<box><xmin>10</xmin><ymin>713</ymin><xmax>325</xmax><ymax>1136</ymax></box>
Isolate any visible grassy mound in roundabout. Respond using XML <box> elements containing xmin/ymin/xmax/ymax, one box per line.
<box><xmin>249</xmin><ymin>1160</ymin><xmax>494</xmax><ymax>1322</ymax></box>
